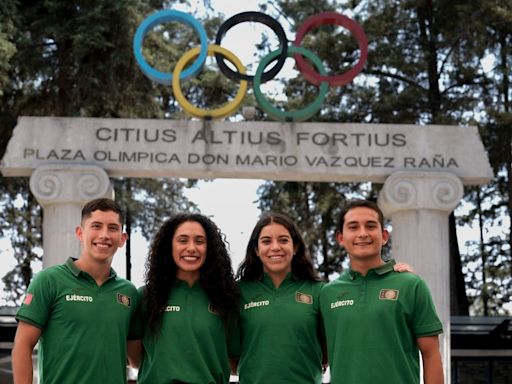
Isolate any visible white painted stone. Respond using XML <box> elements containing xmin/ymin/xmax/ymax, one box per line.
<box><xmin>1</xmin><ymin>117</ymin><xmax>495</xmax><ymax>384</ymax></box>
<box><xmin>1</xmin><ymin>116</ymin><xmax>493</xmax><ymax>185</ymax></box>
<box><xmin>379</xmin><ymin>171</ymin><xmax>464</xmax><ymax>383</ymax></box>
<box><xmin>29</xmin><ymin>165</ymin><xmax>112</xmax><ymax>267</ymax></box>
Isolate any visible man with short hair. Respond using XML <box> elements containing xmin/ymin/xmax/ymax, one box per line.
<box><xmin>320</xmin><ymin>199</ymin><xmax>444</xmax><ymax>384</ymax></box>
<box><xmin>12</xmin><ymin>198</ymin><xmax>139</xmax><ymax>384</ymax></box>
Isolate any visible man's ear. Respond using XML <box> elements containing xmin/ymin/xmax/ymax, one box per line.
<box><xmin>119</xmin><ymin>232</ymin><xmax>128</xmax><ymax>248</ymax></box>
<box><xmin>382</xmin><ymin>229</ymin><xmax>390</xmax><ymax>245</ymax></box>
<box><xmin>336</xmin><ymin>230</ymin><xmax>344</xmax><ymax>246</ymax></box>
<box><xmin>75</xmin><ymin>226</ymin><xmax>83</xmax><ymax>241</ymax></box>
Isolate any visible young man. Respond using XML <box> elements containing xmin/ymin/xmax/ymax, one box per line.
<box><xmin>12</xmin><ymin>198</ymin><xmax>139</xmax><ymax>384</ymax></box>
<box><xmin>320</xmin><ymin>199</ymin><xmax>444</xmax><ymax>384</ymax></box>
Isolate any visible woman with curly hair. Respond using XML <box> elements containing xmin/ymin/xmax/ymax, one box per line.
<box><xmin>231</xmin><ymin>212</ymin><xmax>326</xmax><ymax>384</ymax></box>
<box><xmin>129</xmin><ymin>213</ymin><xmax>239</xmax><ymax>384</ymax></box>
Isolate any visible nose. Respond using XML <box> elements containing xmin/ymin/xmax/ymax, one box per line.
<box><xmin>271</xmin><ymin>240</ymin><xmax>281</xmax><ymax>250</ymax></box>
<box><xmin>357</xmin><ymin>229</ymin><xmax>368</xmax><ymax>238</ymax></box>
<box><xmin>186</xmin><ymin>241</ymin><xmax>197</xmax><ymax>252</ymax></box>
<box><xmin>98</xmin><ymin>227</ymin><xmax>110</xmax><ymax>239</ymax></box>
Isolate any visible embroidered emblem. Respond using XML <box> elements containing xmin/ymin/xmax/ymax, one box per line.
<box><xmin>295</xmin><ymin>292</ymin><xmax>313</xmax><ymax>304</ymax></box>
<box><xmin>379</xmin><ymin>289</ymin><xmax>399</xmax><ymax>301</ymax></box>
<box><xmin>23</xmin><ymin>293</ymin><xmax>33</xmax><ymax>305</ymax></box>
<box><xmin>117</xmin><ymin>293</ymin><xmax>131</xmax><ymax>307</ymax></box>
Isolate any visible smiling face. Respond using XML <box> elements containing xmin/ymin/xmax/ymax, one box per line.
<box><xmin>337</xmin><ymin>206</ymin><xmax>389</xmax><ymax>263</ymax></box>
<box><xmin>75</xmin><ymin>209</ymin><xmax>127</xmax><ymax>265</ymax></box>
<box><xmin>172</xmin><ymin>220</ymin><xmax>207</xmax><ymax>284</ymax></box>
<box><xmin>256</xmin><ymin>223</ymin><xmax>296</xmax><ymax>281</ymax></box>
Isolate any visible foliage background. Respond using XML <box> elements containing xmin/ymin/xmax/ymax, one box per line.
<box><xmin>1</xmin><ymin>0</ymin><xmax>511</xmax><ymax>315</ymax></box>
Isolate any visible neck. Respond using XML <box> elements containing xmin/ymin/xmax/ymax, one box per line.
<box><xmin>176</xmin><ymin>271</ymin><xmax>200</xmax><ymax>287</ymax></box>
<box><xmin>349</xmin><ymin>257</ymin><xmax>385</xmax><ymax>277</ymax></box>
<box><xmin>266</xmin><ymin>270</ymin><xmax>289</xmax><ymax>288</ymax></box>
<box><xmin>74</xmin><ymin>258</ymin><xmax>111</xmax><ymax>286</ymax></box>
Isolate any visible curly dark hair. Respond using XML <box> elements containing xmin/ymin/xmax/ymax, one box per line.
<box><xmin>237</xmin><ymin>212</ymin><xmax>319</xmax><ymax>282</ymax></box>
<box><xmin>143</xmin><ymin>213</ymin><xmax>239</xmax><ymax>334</ymax></box>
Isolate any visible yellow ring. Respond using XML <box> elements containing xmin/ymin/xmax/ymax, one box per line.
<box><xmin>172</xmin><ymin>44</ymin><xmax>248</xmax><ymax>119</ymax></box>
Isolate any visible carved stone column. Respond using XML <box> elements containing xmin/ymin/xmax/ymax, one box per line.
<box><xmin>30</xmin><ymin>165</ymin><xmax>112</xmax><ymax>268</ymax></box>
<box><xmin>378</xmin><ymin>171</ymin><xmax>464</xmax><ymax>383</ymax></box>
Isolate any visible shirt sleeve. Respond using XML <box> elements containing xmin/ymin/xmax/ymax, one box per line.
<box><xmin>412</xmin><ymin>278</ymin><xmax>443</xmax><ymax>337</ymax></box>
<box><xmin>16</xmin><ymin>270</ymin><xmax>55</xmax><ymax>330</ymax></box>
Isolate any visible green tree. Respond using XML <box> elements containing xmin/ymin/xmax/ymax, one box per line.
<box><xmin>0</xmin><ymin>0</ymin><xmax>205</xmax><ymax>303</ymax></box>
<box><xmin>255</xmin><ymin>0</ymin><xmax>512</xmax><ymax>315</ymax></box>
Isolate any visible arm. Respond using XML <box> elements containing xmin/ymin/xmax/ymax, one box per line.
<box><xmin>12</xmin><ymin>321</ymin><xmax>42</xmax><ymax>384</ymax></box>
<box><xmin>127</xmin><ymin>339</ymin><xmax>143</xmax><ymax>369</ymax></box>
<box><xmin>417</xmin><ymin>335</ymin><xmax>444</xmax><ymax>384</ymax></box>
<box><xmin>394</xmin><ymin>262</ymin><xmax>415</xmax><ymax>273</ymax></box>
<box><xmin>229</xmin><ymin>358</ymin><xmax>238</xmax><ymax>375</ymax></box>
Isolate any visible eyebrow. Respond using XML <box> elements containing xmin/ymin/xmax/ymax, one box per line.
<box><xmin>259</xmin><ymin>235</ymin><xmax>291</xmax><ymax>239</ymax></box>
<box><xmin>346</xmin><ymin>220</ymin><xmax>379</xmax><ymax>225</ymax></box>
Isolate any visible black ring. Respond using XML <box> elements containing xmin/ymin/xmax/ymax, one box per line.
<box><xmin>215</xmin><ymin>11</ymin><xmax>288</xmax><ymax>83</ymax></box>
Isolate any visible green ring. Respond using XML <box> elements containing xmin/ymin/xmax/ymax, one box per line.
<box><xmin>253</xmin><ymin>46</ymin><xmax>329</xmax><ymax>122</ymax></box>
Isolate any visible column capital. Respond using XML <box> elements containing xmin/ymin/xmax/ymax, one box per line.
<box><xmin>29</xmin><ymin>164</ymin><xmax>112</xmax><ymax>206</ymax></box>
<box><xmin>378</xmin><ymin>171</ymin><xmax>463</xmax><ymax>217</ymax></box>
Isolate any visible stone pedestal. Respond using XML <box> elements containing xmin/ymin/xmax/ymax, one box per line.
<box><xmin>378</xmin><ymin>171</ymin><xmax>464</xmax><ymax>383</ymax></box>
<box><xmin>29</xmin><ymin>165</ymin><xmax>112</xmax><ymax>267</ymax></box>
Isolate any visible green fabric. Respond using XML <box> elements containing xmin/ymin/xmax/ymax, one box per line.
<box><xmin>16</xmin><ymin>257</ymin><xmax>139</xmax><ymax>384</ymax></box>
<box><xmin>236</xmin><ymin>274</ymin><xmax>324</xmax><ymax>384</ymax></box>
<box><xmin>320</xmin><ymin>260</ymin><xmax>443</xmax><ymax>384</ymax></box>
<box><xmin>137</xmin><ymin>280</ymin><xmax>232</xmax><ymax>384</ymax></box>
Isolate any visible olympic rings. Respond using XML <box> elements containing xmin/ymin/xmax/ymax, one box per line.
<box><xmin>133</xmin><ymin>10</ymin><xmax>208</xmax><ymax>85</ymax></box>
<box><xmin>293</xmin><ymin>12</ymin><xmax>368</xmax><ymax>86</ymax></box>
<box><xmin>254</xmin><ymin>46</ymin><xmax>328</xmax><ymax>122</ymax></box>
<box><xmin>173</xmin><ymin>45</ymin><xmax>248</xmax><ymax>119</ymax></box>
<box><xmin>214</xmin><ymin>12</ymin><xmax>288</xmax><ymax>83</ymax></box>
<box><xmin>134</xmin><ymin>10</ymin><xmax>368</xmax><ymax>121</ymax></box>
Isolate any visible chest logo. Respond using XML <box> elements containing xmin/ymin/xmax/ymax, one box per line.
<box><xmin>244</xmin><ymin>300</ymin><xmax>270</xmax><ymax>310</ymax></box>
<box><xmin>117</xmin><ymin>293</ymin><xmax>132</xmax><ymax>307</ymax></box>
<box><xmin>66</xmin><ymin>294</ymin><xmax>93</xmax><ymax>302</ymax></box>
<box><xmin>330</xmin><ymin>299</ymin><xmax>354</xmax><ymax>309</ymax></box>
<box><xmin>295</xmin><ymin>292</ymin><xmax>313</xmax><ymax>304</ymax></box>
<box><xmin>163</xmin><ymin>305</ymin><xmax>181</xmax><ymax>312</ymax></box>
<box><xmin>379</xmin><ymin>289</ymin><xmax>399</xmax><ymax>300</ymax></box>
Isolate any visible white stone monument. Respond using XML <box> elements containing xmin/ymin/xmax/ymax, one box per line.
<box><xmin>1</xmin><ymin>116</ymin><xmax>494</xmax><ymax>382</ymax></box>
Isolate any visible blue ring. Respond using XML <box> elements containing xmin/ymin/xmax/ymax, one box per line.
<box><xmin>133</xmin><ymin>10</ymin><xmax>208</xmax><ymax>85</ymax></box>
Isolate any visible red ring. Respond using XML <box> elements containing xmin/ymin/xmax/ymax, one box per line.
<box><xmin>293</xmin><ymin>12</ymin><xmax>368</xmax><ymax>86</ymax></box>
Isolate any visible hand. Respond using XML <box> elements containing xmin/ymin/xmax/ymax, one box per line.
<box><xmin>394</xmin><ymin>262</ymin><xmax>415</xmax><ymax>274</ymax></box>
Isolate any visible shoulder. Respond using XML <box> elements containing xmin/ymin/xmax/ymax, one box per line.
<box><xmin>30</xmin><ymin>264</ymin><xmax>68</xmax><ymax>286</ymax></box>
<box><xmin>115</xmin><ymin>275</ymin><xmax>138</xmax><ymax>290</ymax></box>
<box><xmin>236</xmin><ymin>279</ymin><xmax>258</xmax><ymax>290</ymax></box>
<box><xmin>385</xmin><ymin>271</ymin><xmax>434</xmax><ymax>296</ymax></box>
<box><xmin>322</xmin><ymin>275</ymin><xmax>344</xmax><ymax>288</ymax></box>
<box><xmin>388</xmin><ymin>270</ymin><xmax>425</xmax><ymax>284</ymax></box>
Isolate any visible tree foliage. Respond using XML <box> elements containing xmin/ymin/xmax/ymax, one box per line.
<box><xmin>0</xmin><ymin>0</ymin><xmax>207</xmax><ymax>303</ymax></box>
<box><xmin>254</xmin><ymin>0</ymin><xmax>512</xmax><ymax>315</ymax></box>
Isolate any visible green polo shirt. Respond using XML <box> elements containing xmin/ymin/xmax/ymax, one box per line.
<box><xmin>320</xmin><ymin>260</ymin><xmax>443</xmax><ymax>384</ymax></box>
<box><xmin>16</xmin><ymin>257</ymin><xmax>139</xmax><ymax>384</ymax></box>
<box><xmin>236</xmin><ymin>274</ymin><xmax>324</xmax><ymax>384</ymax></box>
<box><xmin>137</xmin><ymin>280</ymin><xmax>233</xmax><ymax>384</ymax></box>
